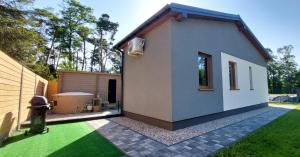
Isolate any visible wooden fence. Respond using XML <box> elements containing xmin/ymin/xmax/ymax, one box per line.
<box><xmin>0</xmin><ymin>50</ymin><xmax>48</xmax><ymax>144</ymax></box>
<box><xmin>47</xmin><ymin>80</ymin><xmax>58</xmax><ymax>101</ymax></box>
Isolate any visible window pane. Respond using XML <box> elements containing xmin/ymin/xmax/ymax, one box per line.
<box><xmin>229</xmin><ymin>62</ymin><xmax>236</xmax><ymax>89</ymax></box>
<box><xmin>198</xmin><ymin>55</ymin><xmax>208</xmax><ymax>86</ymax></box>
<box><xmin>249</xmin><ymin>66</ymin><xmax>253</xmax><ymax>89</ymax></box>
<box><xmin>229</xmin><ymin>63</ymin><xmax>233</xmax><ymax>86</ymax></box>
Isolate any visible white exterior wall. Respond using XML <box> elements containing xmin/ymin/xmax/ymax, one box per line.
<box><xmin>221</xmin><ymin>52</ymin><xmax>268</xmax><ymax>111</ymax></box>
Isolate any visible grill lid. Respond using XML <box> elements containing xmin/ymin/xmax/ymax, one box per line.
<box><xmin>30</xmin><ymin>96</ymin><xmax>48</xmax><ymax>106</ymax></box>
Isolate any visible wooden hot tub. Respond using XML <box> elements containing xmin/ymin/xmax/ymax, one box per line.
<box><xmin>52</xmin><ymin>92</ymin><xmax>94</xmax><ymax>114</ymax></box>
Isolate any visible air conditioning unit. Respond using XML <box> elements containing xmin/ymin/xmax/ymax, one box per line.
<box><xmin>127</xmin><ymin>37</ymin><xmax>145</xmax><ymax>56</ymax></box>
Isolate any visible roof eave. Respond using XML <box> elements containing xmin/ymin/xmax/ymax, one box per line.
<box><xmin>237</xmin><ymin>19</ymin><xmax>272</xmax><ymax>62</ymax></box>
<box><xmin>113</xmin><ymin>3</ymin><xmax>271</xmax><ymax>62</ymax></box>
<box><xmin>113</xmin><ymin>4</ymin><xmax>172</xmax><ymax>50</ymax></box>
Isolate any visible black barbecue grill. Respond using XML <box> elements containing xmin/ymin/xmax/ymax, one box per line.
<box><xmin>25</xmin><ymin>96</ymin><xmax>51</xmax><ymax>135</ymax></box>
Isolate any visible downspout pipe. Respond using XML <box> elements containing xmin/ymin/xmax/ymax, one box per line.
<box><xmin>117</xmin><ymin>49</ymin><xmax>125</xmax><ymax>115</ymax></box>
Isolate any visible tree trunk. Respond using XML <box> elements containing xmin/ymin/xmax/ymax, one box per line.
<box><xmin>90</xmin><ymin>40</ymin><xmax>97</xmax><ymax>72</ymax></box>
<box><xmin>68</xmin><ymin>37</ymin><xmax>72</xmax><ymax>55</ymax></box>
<box><xmin>68</xmin><ymin>29</ymin><xmax>74</xmax><ymax>69</ymax></box>
<box><xmin>76</xmin><ymin>50</ymin><xmax>78</xmax><ymax>71</ymax></box>
<box><xmin>82</xmin><ymin>40</ymin><xmax>86</xmax><ymax>71</ymax></box>
<box><xmin>55</xmin><ymin>47</ymin><xmax>61</xmax><ymax>70</ymax></box>
<box><xmin>46</xmin><ymin>35</ymin><xmax>56</xmax><ymax>64</ymax></box>
<box><xmin>84</xmin><ymin>55</ymin><xmax>87</xmax><ymax>71</ymax></box>
<box><xmin>102</xmin><ymin>49</ymin><xmax>109</xmax><ymax>72</ymax></box>
<box><xmin>99</xmin><ymin>31</ymin><xmax>103</xmax><ymax>72</ymax></box>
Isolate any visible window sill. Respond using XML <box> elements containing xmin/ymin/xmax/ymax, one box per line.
<box><xmin>230</xmin><ymin>88</ymin><xmax>240</xmax><ymax>90</ymax></box>
<box><xmin>198</xmin><ymin>88</ymin><xmax>214</xmax><ymax>91</ymax></box>
<box><xmin>250</xmin><ymin>89</ymin><xmax>254</xmax><ymax>90</ymax></box>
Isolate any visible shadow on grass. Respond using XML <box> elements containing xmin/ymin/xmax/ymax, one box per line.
<box><xmin>0</xmin><ymin>112</ymin><xmax>15</xmax><ymax>147</ymax></box>
<box><xmin>47</xmin><ymin>130</ymin><xmax>124</xmax><ymax>157</ymax></box>
<box><xmin>0</xmin><ymin>131</ymin><xmax>35</xmax><ymax>148</ymax></box>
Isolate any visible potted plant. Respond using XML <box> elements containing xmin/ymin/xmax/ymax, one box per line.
<box><xmin>92</xmin><ymin>97</ymin><xmax>102</xmax><ymax>112</ymax></box>
<box><xmin>92</xmin><ymin>104</ymin><xmax>101</xmax><ymax>112</ymax></box>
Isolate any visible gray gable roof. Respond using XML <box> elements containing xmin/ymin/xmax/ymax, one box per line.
<box><xmin>114</xmin><ymin>3</ymin><xmax>271</xmax><ymax>61</ymax></box>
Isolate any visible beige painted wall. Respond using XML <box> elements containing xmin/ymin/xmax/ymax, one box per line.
<box><xmin>123</xmin><ymin>19</ymin><xmax>173</xmax><ymax>122</ymax></box>
<box><xmin>58</xmin><ymin>71</ymin><xmax>121</xmax><ymax>103</ymax></box>
<box><xmin>0</xmin><ymin>50</ymin><xmax>47</xmax><ymax>143</ymax></box>
<box><xmin>170</xmin><ymin>18</ymin><xmax>267</xmax><ymax>121</ymax></box>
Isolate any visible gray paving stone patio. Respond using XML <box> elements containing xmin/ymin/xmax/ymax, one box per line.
<box><xmin>87</xmin><ymin>106</ymin><xmax>294</xmax><ymax>157</ymax></box>
<box><xmin>108</xmin><ymin>107</ymin><xmax>272</xmax><ymax>145</ymax></box>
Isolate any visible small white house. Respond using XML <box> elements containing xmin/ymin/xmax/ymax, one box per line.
<box><xmin>115</xmin><ymin>3</ymin><xmax>271</xmax><ymax>130</ymax></box>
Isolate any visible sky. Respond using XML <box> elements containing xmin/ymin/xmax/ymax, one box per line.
<box><xmin>33</xmin><ymin>0</ymin><xmax>300</xmax><ymax>65</ymax></box>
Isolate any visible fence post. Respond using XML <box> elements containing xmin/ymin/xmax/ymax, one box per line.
<box><xmin>34</xmin><ymin>74</ymin><xmax>37</xmax><ymax>95</ymax></box>
<box><xmin>96</xmin><ymin>74</ymin><xmax>99</xmax><ymax>95</ymax></box>
<box><xmin>17</xmin><ymin>66</ymin><xmax>24</xmax><ymax>130</ymax></box>
<box><xmin>58</xmin><ymin>72</ymin><xmax>63</xmax><ymax>92</ymax></box>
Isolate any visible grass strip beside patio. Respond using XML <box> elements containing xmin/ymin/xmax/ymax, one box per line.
<box><xmin>215</xmin><ymin>104</ymin><xmax>300</xmax><ymax>157</ymax></box>
<box><xmin>0</xmin><ymin>122</ymin><xmax>124</xmax><ymax>157</ymax></box>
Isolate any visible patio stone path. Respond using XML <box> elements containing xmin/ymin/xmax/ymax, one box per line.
<box><xmin>88</xmin><ymin>106</ymin><xmax>293</xmax><ymax>157</ymax></box>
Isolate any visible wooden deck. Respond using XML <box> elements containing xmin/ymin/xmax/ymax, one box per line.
<box><xmin>21</xmin><ymin>109</ymin><xmax>121</xmax><ymax>127</ymax></box>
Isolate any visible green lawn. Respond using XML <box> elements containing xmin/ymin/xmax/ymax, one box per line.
<box><xmin>215</xmin><ymin>104</ymin><xmax>300</xmax><ymax>157</ymax></box>
<box><xmin>270</xmin><ymin>102</ymin><xmax>300</xmax><ymax>106</ymax></box>
<box><xmin>0</xmin><ymin>122</ymin><xmax>124</xmax><ymax>157</ymax></box>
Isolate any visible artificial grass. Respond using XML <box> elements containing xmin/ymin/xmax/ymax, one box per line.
<box><xmin>0</xmin><ymin>122</ymin><xmax>124</xmax><ymax>157</ymax></box>
<box><xmin>214</xmin><ymin>105</ymin><xmax>300</xmax><ymax>157</ymax></box>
